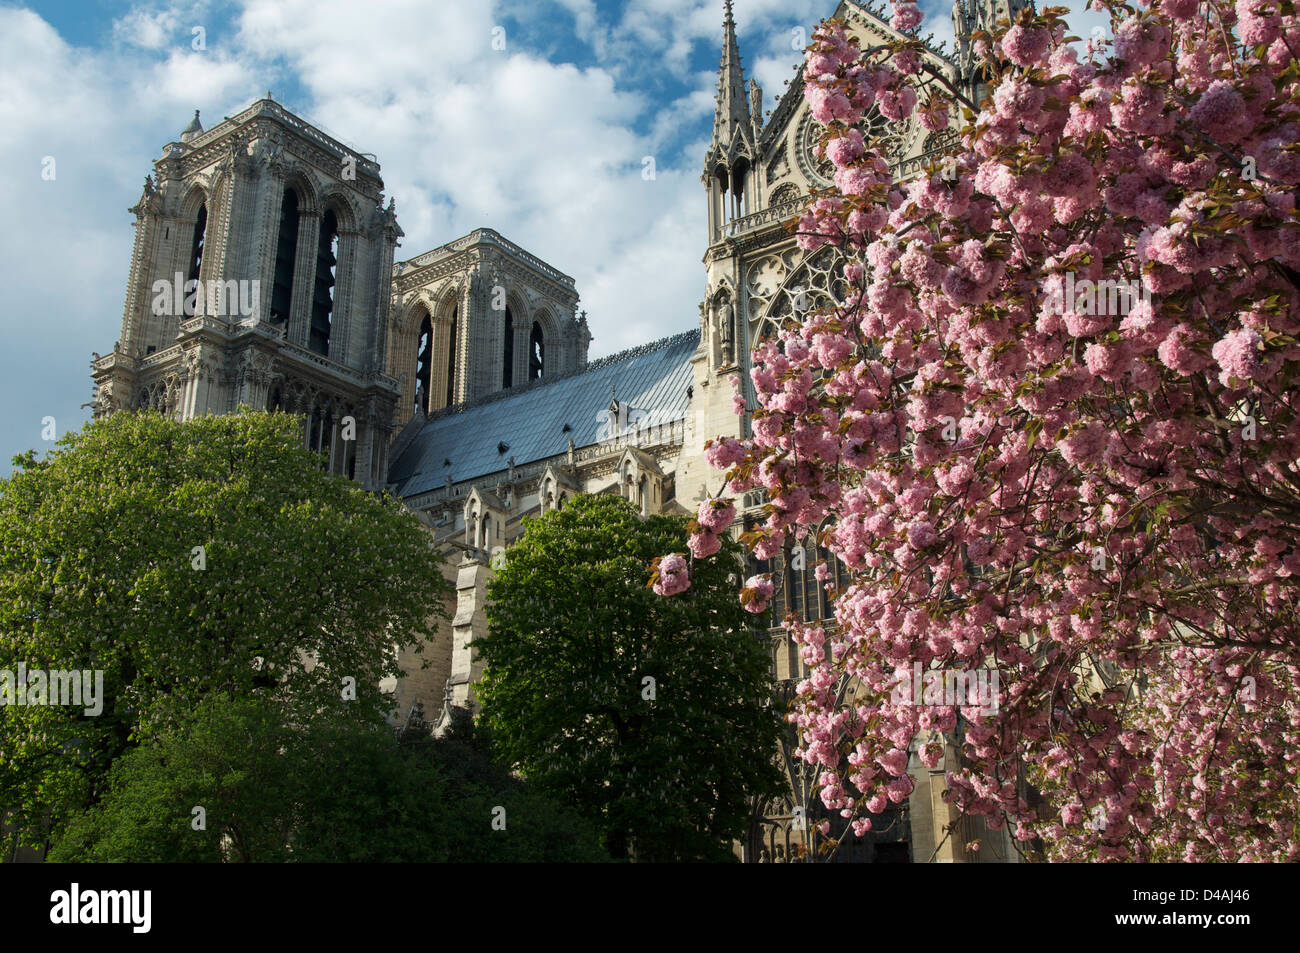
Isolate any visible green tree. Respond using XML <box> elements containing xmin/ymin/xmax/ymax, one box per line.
<box><xmin>0</xmin><ymin>411</ymin><xmax>449</xmax><ymax>855</ymax></box>
<box><xmin>50</xmin><ymin>696</ymin><xmax>611</xmax><ymax>863</ymax></box>
<box><xmin>476</xmin><ymin>494</ymin><xmax>785</xmax><ymax>861</ymax></box>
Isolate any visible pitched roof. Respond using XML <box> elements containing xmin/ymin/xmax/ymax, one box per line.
<box><xmin>387</xmin><ymin>330</ymin><xmax>700</xmax><ymax>498</ymax></box>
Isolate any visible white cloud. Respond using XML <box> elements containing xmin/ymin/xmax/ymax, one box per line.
<box><xmin>0</xmin><ymin>5</ymin><xmax>259</xmax><ymax>467</ymax></box>
<box><xmin>112</xmin><ymin>8</ymin><xmax>180</xmax><ymax>50</ymax></box>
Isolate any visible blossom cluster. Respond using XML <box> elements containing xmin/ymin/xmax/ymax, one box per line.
<box><xmin>662</xmin><ymin>0</ymin><xmax>1300</xmax><ymax>860</ymax></box>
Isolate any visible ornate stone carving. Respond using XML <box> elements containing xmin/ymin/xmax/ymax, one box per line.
<box><xmin>129</xmin><ymin>175</ymin><xmax>162</xmax><ymax>219</ymax></box>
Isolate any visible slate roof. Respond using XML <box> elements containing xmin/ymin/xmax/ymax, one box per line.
<box><xmin>387</xmin><ymin>330</ymin><xmax>700</xmax><ymax>499</ymax></box>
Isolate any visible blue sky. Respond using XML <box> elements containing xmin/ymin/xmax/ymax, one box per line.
<box><xmin>0</xmin><ymin>0</ymin><xmax>1102</xmax><ymax>473</ymax></box>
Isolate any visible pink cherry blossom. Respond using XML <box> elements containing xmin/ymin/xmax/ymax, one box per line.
<box><xmin>652</xmin><ymin>553</ymin><xmax>690</xmax><ymax>597</ymax></box>
<box><xmin>661</xmin><ymin>6</ymin><xmax>1300</xmax><ymax>863</ymax></box>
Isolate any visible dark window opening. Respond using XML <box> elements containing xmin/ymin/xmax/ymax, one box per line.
<box><xmin>529</xmin><ymin>321</ymin><xmax>543</xmax><ymax>381</ymax></box>
<box><xmin>269</xmin><ymin>189</ymin><xmax>300</xmax><ymax>327</ymax></box>
<box><xmin>309</xmin><ymin>209</ymin><xmax>338</xmax><ymax>355</ymax></box>
<box><xmin>187</xmin><ymin>203</ymin><xmax>207</xmax><ymax>289</ymax></box>
<box><xmin>415</xmin><ymin>311</ymin><xmax>433</xmax><ymax>413</ymax></box>
<box><xmin>502</xmin><ymin>306</ymin><xmax>514</xmax><ymax>389</ymax></box>
<box><xmin>446</xmin><ymin>306</ymin><xmax>458</xmax><ymax>407</ymax></box>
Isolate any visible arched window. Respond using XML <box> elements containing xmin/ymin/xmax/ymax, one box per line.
<box><xmin>446</xmin><ymin>306</ymin><xmax>458</xmax><ymax>406</ymax></box>
<box><xmin>732</xmin><ymin>159</ymin><xmax>749</xmax><ymax>219</ymax></box>
<box><xmin>529</xmin><ymin>321</ymin><xmax>544</xmax><ymax>380</ymax></box>
<box><xmin>414</xmin><ymin>310</ymin><xmax>432</xmax><ymax>413</ymax></box>
<box><xmin>481</xmin><ymin>514</ymin><xmax>492</xmax><ymax>548</ymax></box>
<box><xmin>639</xmin><ymin>476</ymin><xmax>649</xmax><ymax>516</ymax></box>
<box><xmin>187</xmin><ymin>203</ymin><xmax>207</xmax><ymax>289</ymax></box>
<box><xmin>269</xmin><ymin>189</ymin><xmax>300</xmax><ymax>327</ymax></box>
<box><xmin>309</xmin><ymin>208</ymin><xmax>338</xmax><ymax>356</ymax></box>
<box><xmin>502</xmin><ymin>307</ymin><xmax>514</xmax><ymax>389</ymax></box>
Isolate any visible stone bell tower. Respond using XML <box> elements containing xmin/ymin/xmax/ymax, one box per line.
<box><xmin>90</xmin><ymin>97</ymin><xmax>404</xmax><ymax>489</ymax></box>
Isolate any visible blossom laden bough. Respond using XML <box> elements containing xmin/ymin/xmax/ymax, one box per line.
<box><xmin>661</xmin><ymin>0</ymin><xmax>1300</xmax><ymax>862</ymax></box>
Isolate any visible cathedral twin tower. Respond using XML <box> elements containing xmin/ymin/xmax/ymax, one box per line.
<box><xmin>91</xmin><ymin>97</ymin><xmax>590</xmax><ymax>489</ymax></box>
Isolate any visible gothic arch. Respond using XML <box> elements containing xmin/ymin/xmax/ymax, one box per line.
<box><xmin>527</xmin><ymin>304</ymin><xmax>563</xmax><ymax>381</ymax></box>
<box><xmin>500</xmin><ymin>291</ymin><xmax>529</xmax><ymax>390</ymax></box>
<box><xmin>434</xmin><ymin>283</ymin><xmax>463</xmax><ymax>408</ymax></box>
<box><xmin>710</xmin><ymin>275</ymin><xmax>738</xmax><ymax>303</ymax></box>
<box><xmin>279</xmin><ymin>169</ymin><xmax>320</xmax><ymax>216</ymax></box>
<box><xmin>394</xmin><ymin>293</ymin><xmax>437</xmax><ymax>337</ymax></box>
<box><xmin>751</xmin><ymin>245</ymin><xmax>845</xmax><ymax>344</ymax></box>
<box><xmin>528</xmin><ymin>303</ymin><xmax>564</xmax><ymax>342</ymax></box>
<box><xmin>178</xmin><ymin>183</ymin><xmax>209</xmax><ymax>221</ymax></box>
<box><xmin>769</xmin><ymin>182</ymin><xmax>802</xmax><ymax>206</ymax></box>
<box><xmin>179</xmin><ymin>186</ymin><xmax>210</xmax><ymax>305</ymax></box>
<box><xmin>504</xmin><ymin>289</ymin><xmax>531</xmax><ymax>324</ymax></box>
<box><xmin>432</xmin><ymin>282</ymin><xmax>463</xmax><ymax>324</ymax></box>
<box><xmin>731</xmin><ymin>155</ymin><xmax>752</xmax><ymax>218</ymax></box>
<box><xmin>316</xmin><ymin>189</ymin><xmax>359</xmax><ymax>233</ymax></box>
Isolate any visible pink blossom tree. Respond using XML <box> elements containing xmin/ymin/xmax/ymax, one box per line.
<box><xmin>664</xmin><ymin>1</ymin><xmax>1300</xmax><ymax>861</ymax></box>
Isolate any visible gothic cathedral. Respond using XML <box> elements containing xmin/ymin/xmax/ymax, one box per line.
<box><xmin>91</xmin><ymin>0</ymin><xmax>1029</xmax><ymax>862</ymax></box>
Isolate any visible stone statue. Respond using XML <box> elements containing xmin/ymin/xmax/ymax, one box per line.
<box><xmin>130</xmin><ymin>175</ymin><xmax>162</xmax><ymax>218</ymax></box>
<box><xmin>749</xmin><ymin>79</ymin><xmax>763</xmax><ymax>121</ymax></box>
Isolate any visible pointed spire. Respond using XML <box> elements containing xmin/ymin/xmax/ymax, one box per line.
<box><xmin>709</xmin><ymin>0</ymin><xmax>750</xmax><ymax>161</ymax></box>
